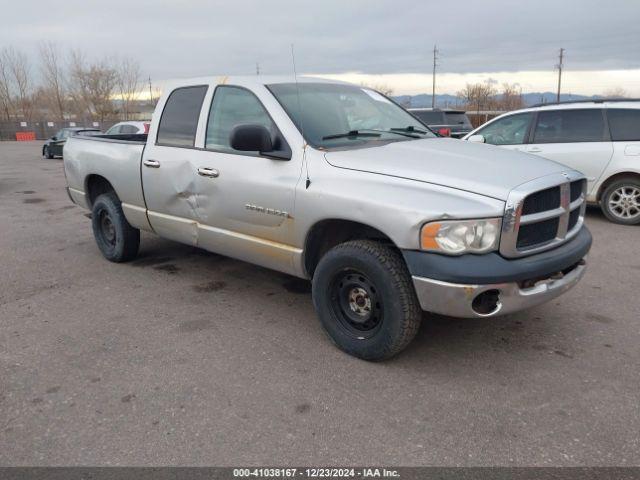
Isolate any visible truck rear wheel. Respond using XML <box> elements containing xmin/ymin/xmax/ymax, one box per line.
<box><xmin>312</xmin><ymin>240</ymin><xmax>421</xmax><ymax>361</ymax></box>
<box><xmin>91</xmin><ymin>192</ymin><xmax>140</xmax><ymax>262</ymax></box>
<box><xmin>601</xmin><ymin>177</ymin><xmax>640</xmax><ymax>225</ymax></box>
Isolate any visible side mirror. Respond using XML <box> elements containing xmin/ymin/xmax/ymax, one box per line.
<box><xmin>467</xmin><ymin>134</ymin><xmax>485</xmax><ymax>143</ymax></box>
<box><xmin>230</xmin><ymin>124</ymin><xmax>273</xmax><ymax>153</ymax></box>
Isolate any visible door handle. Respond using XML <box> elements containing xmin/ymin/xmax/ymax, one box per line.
<box><xmin>528</xmin><ymin>147</ymin><xmax>542</xmax><ymax>153</ymax></box>
<box><xmin>143</xmin><ymin>159</ymin><xmax>160</xmax><ymax>168</ymax></box>
<box><xmin>197</xmin><ymin>167</ymin><xmax>220</xmax><ymax>178</ymax></box>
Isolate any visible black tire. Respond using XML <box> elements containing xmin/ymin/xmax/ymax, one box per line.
<box><xmin>600</xmin><ymin>177</ymin><xmax>640</xmax><ymax>225</ymax></box>
<box><xmin>43</xmin><ymin>146</ymin><xmax>54</xmax><ymax>159</ymax></box>
<box><xmin>312</xmin><ymin>240</ymin><xmax>422</xmax><ymax>361</ymax></box>
<box><xmin>91</xmin><ymin>192</ymin><xmax>140</xmax><ymax>262</ymax></box>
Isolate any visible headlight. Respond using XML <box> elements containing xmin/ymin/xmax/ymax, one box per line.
<box><xmin>420</xmin><ymin>218</ymin><xmax>501</xmax><ymax>255</ymax></box>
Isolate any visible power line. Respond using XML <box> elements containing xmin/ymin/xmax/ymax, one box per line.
<box><xmin>556</xmin><ymin>48</ymin><xmax>564</xmax><ymax>102</ymax></box>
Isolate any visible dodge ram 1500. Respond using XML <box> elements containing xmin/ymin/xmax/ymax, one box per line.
<box><xmin>64</xmin><ymin>76</ymin><xmax>591</xmax><ymax>360</ymax></box>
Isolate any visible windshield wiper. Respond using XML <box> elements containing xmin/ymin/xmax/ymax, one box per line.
<box><xmin>322</xmin><ymin>130</ymin><xmax>382</xmax><ymax>140</ymax></box>
<box><xmin>390</xmin><ymin>126</ymin><xmax>429</xmax><ymax>135</ymax></box>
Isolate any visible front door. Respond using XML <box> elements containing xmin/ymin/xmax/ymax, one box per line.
<box><xmin>192</xmin><ymin>85</ymin><xmax>302</xmax><ymax>274</ymax></box>
<box><xmin>474</xmin><ymin>112</ymin><xmax>534</xmax><ymax>152</ymax></box>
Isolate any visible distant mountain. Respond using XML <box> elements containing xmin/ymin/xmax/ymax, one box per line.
<box><xmin>393</xmin><ymin>92</ymin><xmax>601</xmax><ymax>109</ymax></box>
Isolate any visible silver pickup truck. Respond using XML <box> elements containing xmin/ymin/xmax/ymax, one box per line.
<box><xmin>64</xmin><ymin>76</ymin><xmax>591</xmax><ymax>360</ymax></box>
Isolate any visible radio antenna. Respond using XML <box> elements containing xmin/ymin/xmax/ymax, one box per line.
<box><xmin>291</xmin><ymin>43</ymin><xmax>310</xmax><ymax>189</ymax></box>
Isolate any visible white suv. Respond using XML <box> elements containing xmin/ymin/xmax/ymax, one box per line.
<box><xmin>464</xmin><ymin>100</ymin><xmax>640</xmax><ymax>225</ymax></box>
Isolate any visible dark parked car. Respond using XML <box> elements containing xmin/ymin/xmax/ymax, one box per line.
<box><xmin>42</xmin><ymin>127</ymin><xmax>101</xmax><ymax>159</ymax></box>
<box><xmin>408</xmin><ymin>108</ymin><xmax>473</xmax><ymax>138</ymax></box>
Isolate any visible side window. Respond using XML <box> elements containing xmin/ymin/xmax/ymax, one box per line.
<box><xmin>205</xmin><ymin>86</ymin><xmax>276</xmax><ymax>152</ymax></box>
<box><xmin>121</xmin><ymin>125</ymin><xmax>138</xmax><ymax>134</ymax></box>
<box><xmin>607</xmin><ymin>109</ymin><xmax>640</xmax><ymax>141</ymax></box>
<box><xmin>478</xmin><ymin>112</ymin><xmax>533</xmax><ymax>145</ymax></box>
<box><xmin>532</xmin><ymin>109</ymin><xmax>605</xmax><ymax>144</ymax></box>
<box><xmin>157</xmin><ymin>85</ymin><xmax>208</xmax><ymax>147</ymax></box>
<box><xmin>106</xmin><ymin>125</ymin><xmax>120</xmax><ymax>135</ymax></box>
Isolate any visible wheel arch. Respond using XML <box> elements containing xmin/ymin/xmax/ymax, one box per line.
<box><xmin>85</xmin><ymin>174</ymin><xmax>117</xmax><ymax>208</ymax></box>
<box><xmin>303</xmin><ymin>219</ymin><xmax>399</xmax><ymax>278</ymax></box>
<box><xmin>596</xmin><ymin>171</ymin><xmax>640</xmax><ymax>202</ymax></box>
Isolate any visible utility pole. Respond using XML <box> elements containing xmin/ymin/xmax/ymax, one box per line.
<box><xmin>256</xmin><ymin>62</ymin><xmax>260</xmax><ymax>75</ymax></box>
<box><xmin>148</xmin><ymin>76</ymin><xmax>153</xmax><ymax>105</ymax></box>
<box><xmin>556</xmin><ymin>48</ymin><xmax>564</xmax><ymax>103</ymax></box>
<box><xmin>431</xmin><ymin>45</ymin><xmax>439</xmax><ymax>108</ymax></box>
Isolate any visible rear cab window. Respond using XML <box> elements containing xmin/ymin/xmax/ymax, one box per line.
<box><xmin>532</xmin><ymin>109</ymin><xmax>606</xmax><ymax>143</ymax></box>
<box><xmin>156</xmin><ymin>85</ymin><xmax>208</xmax><ymax>147</ymax></box>
<box><xmin>444</xmin><ymin>112</ymin><xmax>472</xmax><ymax>129</ymax></box>
<box><xmin>412</xmin><ymin>111</ymin><xmax>445</xmax><ymax>125</ymax></box>
<box><xmin>607</xmin><ymin>109</ymin><xmax>640</xmax><ymax>141</ymax></box>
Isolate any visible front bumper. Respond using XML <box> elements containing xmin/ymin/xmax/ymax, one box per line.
<box><xmin>404</xmin><ymin>227</ymin><xmax>591</xmax><ymax>318</ymax></box>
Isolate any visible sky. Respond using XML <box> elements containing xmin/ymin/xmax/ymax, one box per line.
<box><xmin>1</xmin><ymin>0</ymin><xmax>639</xmax><ymax>96</ymax></box>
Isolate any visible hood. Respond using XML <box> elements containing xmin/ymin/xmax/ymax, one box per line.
<box><xmin>324</xmin><ymin>138</ymin><xmax>570</xmax><ymax>201</ymax></box>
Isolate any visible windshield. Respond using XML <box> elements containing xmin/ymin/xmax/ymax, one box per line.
<box><xmin>268</xmin><ymin>83</ymin><xmax>435</xmax><ymax>148</ymax></box>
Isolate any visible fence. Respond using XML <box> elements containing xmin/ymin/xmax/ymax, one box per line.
<box><xmin>0</xmin><ymin>120</ymin><xmax>121</xmax><ymax>141</ymax></box>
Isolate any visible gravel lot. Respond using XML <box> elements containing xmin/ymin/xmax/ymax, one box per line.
<box><xmin>1</xmin><ymin>141</ymin><xmax>639</xmax><ymax>466</ymax></box>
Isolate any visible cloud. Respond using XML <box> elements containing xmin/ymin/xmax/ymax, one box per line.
<box><xmin>1</xmin><ymin>0</ymin><xmax>639</xmax><ymax>94</ymax></box>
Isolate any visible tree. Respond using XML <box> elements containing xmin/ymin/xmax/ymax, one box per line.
<box><xmin>68</xmin><ymin>50</ymin><xmax>118</xmax><ymax>122</ymax></box>
<box><xmin>0</xmin><ymin>46</ymin><xmax>33</xmax><ymax>120</ymax></box>
<box><xmin>360</xmin><ymin>82</ymin><xmax>394</xmax><ymax>97</ymax></box>
<box><xmin>602</xmin><ymin>87</ymin><xmax>627</xmax><ymax>99</ymax></box>
<box><xmin>0</xmin><ymin>49</ymin><xmax>15</xmax><ymax>120</ymax></box>
<box><xmin>457</xmin><ymin>82</ymin><xmax>496</xmax><ymax>114</ymax></box>
<box><xmin>496</xmin><ymin>83</ymin><xmax>524</xmax><ymax>111</ymax></box>
<box><xmin>116</xmin><ymin>58</ymin><xmax>140</xmax><ymax>120</ymax></box>
<box><xmin>39</xmin><ymin>42</ymin><xmax>67</xmax><ymax>120</ymax></box>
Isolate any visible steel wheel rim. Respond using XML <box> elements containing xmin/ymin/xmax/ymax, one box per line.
<box><xmin>329</xmin><ymin>269</ymin><xmax>383</xmax><ymax>338</ymax></box>
<box><xmin>99</xmin><ymin>210</ymin><xmax>117</xmax><ymax>246</ymax></box>
<box><xmin>608</xmin><ymin>186</ymin><xmax>640</xmax><ymax>220</ymax></box>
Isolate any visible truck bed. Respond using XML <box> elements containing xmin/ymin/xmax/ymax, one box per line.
<box><xmin>74</xmin><ymin>133</ymin><xmax>148</xmax><ymax>144</ymax></box>
<box><xmin>63</xmin><ymin>134</ymin><xmax>150</xmax><ymax>231</ymax></box>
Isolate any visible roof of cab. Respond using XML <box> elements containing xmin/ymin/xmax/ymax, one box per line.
<box><xmin>164</xmin><ymin>75</ymin><xmax>350</xmax><ymax>90</ymax></box>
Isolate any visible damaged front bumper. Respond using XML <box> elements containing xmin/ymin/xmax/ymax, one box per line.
<box><xmin>403</xmin><ymin>227</ymin><xmax>592</xmax><ymax>318</ymax></box>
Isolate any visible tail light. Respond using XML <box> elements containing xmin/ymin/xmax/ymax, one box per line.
<box><xmin>437</xmin><ymin>127</ymin><xmax>451</xmax><ymax>137</ymax></box>
<box><xmin>143</xmin><ymin>123</ymin><xmax>150</xmax><ymax>134</ymax></box>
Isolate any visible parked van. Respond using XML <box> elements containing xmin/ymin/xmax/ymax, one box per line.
<box><xmin>464</xmin><ymin>100</ymin><xmax>640</xmax><ymax>224</ymax></box>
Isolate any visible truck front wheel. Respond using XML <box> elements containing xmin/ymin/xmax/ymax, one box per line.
<box><xmin>91</xmin><ymin>192</ymin><xmax>140</xmax><ymax>262</ymax></box>
<box><xmin>312</xmin><ymin>240</ymin><xmax>422</xmax><ymax>361</ymax></box>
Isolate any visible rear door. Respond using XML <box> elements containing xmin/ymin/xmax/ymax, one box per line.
<box><xmin>141</xmin><ymin>85</ymin><xmax>209</xmax><ymax>245</ymax></box>
<box><xmin>606</xmin><ymin>107</ymin><xmax>640</xmax><ymax>162</ymax></box>
<box><xmin>526</xmin><ymin>108</ymin><xmax>613</xmax><ymax>194</ymax></box>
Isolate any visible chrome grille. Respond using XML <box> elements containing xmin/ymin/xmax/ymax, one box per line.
<box><xmin>521</xmin><ymin>186</ymin><xmax>561</xmax><ymax>215</ymax></box>
<box><xmin>500</xmin><ymin>172</ymin><xmax>586</xmax><ymax>258</ymax></box>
